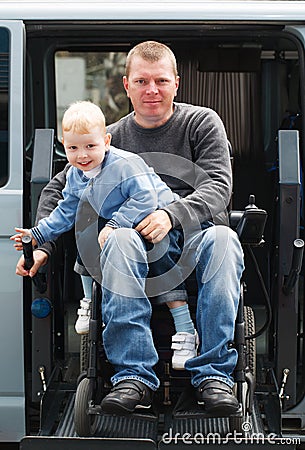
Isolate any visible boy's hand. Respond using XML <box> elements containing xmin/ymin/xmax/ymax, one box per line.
<box><xmin>10</xmin><ymin>227</ymin><xmax>37</xmax><ymax>250</ymax></box>
<box><xmin>98</xmin><ymin>226</ymin><xmax>115</xmax><ymax>249</ymax></box>
<box><xmin>16</xmin><ymin>250</ymin><xmax>48</xmax><ymax>277</ymax></box>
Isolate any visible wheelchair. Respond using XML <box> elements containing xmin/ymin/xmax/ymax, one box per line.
<box><xmin>74</xmin><ymin>195</ymin><xmax>267</xmax><ymax>438</ymax></box>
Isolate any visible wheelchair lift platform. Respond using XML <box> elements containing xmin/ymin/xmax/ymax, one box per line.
<box><xmin>20</xmin><ymin>388</ymin><xmax>297</xmax><ymax>450</ymax></box>
<box><xmin>20</xmin><ymin>130</ymin><xmax>303</xmax><ymax>450</ymax></box>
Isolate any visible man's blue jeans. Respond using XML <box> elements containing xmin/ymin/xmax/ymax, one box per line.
<box><xmin>100</xmin><ymin>224</ymin><xmax>244</xmax><ymax>391</ymax></box>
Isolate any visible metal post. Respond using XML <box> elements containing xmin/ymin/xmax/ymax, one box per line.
<box><xmin>275</xmin><ymin>129</ymin><xmax>301</xmax><ymax>409</ymax></box>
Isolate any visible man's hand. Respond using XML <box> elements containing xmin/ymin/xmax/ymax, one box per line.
<box><xmin>98</xmin><ymin>226</ymin><xmax>115</xmax><ymax>249</ymax></box>
<box><xmin>135</xmin><ymin>210</ymin><xmax>172</xmax><ymax>243</ymax></box>
<box><xmin>10</xmin><ymin>227</ymin><xmax>37</xmax><ymax>250</ymax></box>
<box><xmin>16</xmin><ymin>249</ymin><xmax>48</xmax><ymax>277</ymax></box>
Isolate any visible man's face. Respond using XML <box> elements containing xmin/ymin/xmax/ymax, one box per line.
<box><xmin>123</xmin><ymin>55</ymin><xmax>179</xmax><ymax>129</ymax></box>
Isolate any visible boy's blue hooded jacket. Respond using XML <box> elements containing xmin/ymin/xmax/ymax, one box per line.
<box><xmin>31</xmin><ymin>146</ymin><xmax>178</xmax><ymax>246</ymax></box>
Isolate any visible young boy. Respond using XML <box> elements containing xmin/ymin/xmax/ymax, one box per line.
<box><xmin>11</xmin><ymin>101</ymin><xmax>198</xmax><ymax>370</ymax></box>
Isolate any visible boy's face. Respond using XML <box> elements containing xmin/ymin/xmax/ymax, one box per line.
<box><xmin>63</xmin><ymin>127</ymin><xmax>111</xmax><ymax>172</ymax></box>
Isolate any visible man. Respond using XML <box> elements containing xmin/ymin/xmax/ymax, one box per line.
<box><xmin>16</xmin><ymin>41</ymin><xmax>244</xmax><ymax>415</ymax></box>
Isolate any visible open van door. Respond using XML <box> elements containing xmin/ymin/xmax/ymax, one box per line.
<box><xmin>0</xmin><ymin>20</ymin><xmax>25</xmax><ymax>442</ymax></box>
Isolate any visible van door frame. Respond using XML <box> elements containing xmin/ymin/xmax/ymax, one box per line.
<box><xmin>0</xmin><ymin>20</ymin><xmax>26</xmax><ymax>442</ymax></box>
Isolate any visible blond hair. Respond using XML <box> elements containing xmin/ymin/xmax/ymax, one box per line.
<box><xmin>62</xmin><ymin>101</ymin><xmax>106</xmax><ymax>134</ymax></box>
<box><xmin>125</xmin><ymin>41</ymin><xmax>178</xmax><ymax>78</ymax></box>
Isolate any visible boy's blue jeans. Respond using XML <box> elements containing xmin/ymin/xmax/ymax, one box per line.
<box><xmin>100</xmin><ymin>224</ymin><xmax>244</xmax><ymax>391</ymax></box>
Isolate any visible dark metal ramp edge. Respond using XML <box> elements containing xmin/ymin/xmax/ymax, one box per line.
<box><xmin>21</xmin><ymin>436</ymin><xmax>157</xmax><ymax>450</ymax></box>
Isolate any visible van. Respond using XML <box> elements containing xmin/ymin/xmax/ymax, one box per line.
<box><xmin>1</xmin><ymin>1</ymin><xmax>305</xmax><ymax>448</ymax></box>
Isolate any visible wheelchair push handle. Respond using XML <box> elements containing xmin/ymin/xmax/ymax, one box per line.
<box><xmin>22</xmin><ymin>236</ymin><xmax>47</xmax><ymax>293</ymax></box>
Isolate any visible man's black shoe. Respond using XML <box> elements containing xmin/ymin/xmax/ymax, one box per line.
<box><xmin>196</xmin><ymin>379</ymin><xmax>239</xmax><ymax>415</ymax></box>
<box><xmin>101</xmin><ymin>379</ymin><xmax>153</xmax><ymax>415</ymax></box>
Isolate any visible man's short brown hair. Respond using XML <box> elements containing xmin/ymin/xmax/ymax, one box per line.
<box><xmin>125</xmin><ymin>41</ymin><xmax>178</xmax><ymax>78</ymax></box>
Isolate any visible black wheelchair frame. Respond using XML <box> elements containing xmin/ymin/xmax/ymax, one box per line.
<box><xmin>73</xmin><ymin>195</ymin><xmax>268</xmax><ymax>437</ymax></box>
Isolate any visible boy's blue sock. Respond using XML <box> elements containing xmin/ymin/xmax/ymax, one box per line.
<box><xmin>81</xmin><ymin>275</ymin><xmax>93</xmax><ymax>300</ymax></box>
<box><xmin>170</xmin><ymin>304</ymin><xmax>195</xmax><ymax>334</ymax></box>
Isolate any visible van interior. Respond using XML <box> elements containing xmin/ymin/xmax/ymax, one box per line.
<box><xmin>21</xmin><ymin>21</ymin><xmax>305</xmax><ymax>442</ymax></box>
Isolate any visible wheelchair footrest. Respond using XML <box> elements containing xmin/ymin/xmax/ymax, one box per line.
<box><xmin>93</xmin><ymin>411</ymin><xmax>158</xmax><ymax>439</ymax></box>
<box><xmin>171</xmin><ymin>386</ymin><xmax>241</xmax><ymax>436</ymax></box>
<box><xmin>170</xmin><ymin>387</ymin><xmax>265</xmax><ymax>439</ymax></box>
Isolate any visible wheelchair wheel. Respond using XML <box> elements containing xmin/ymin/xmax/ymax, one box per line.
<box><xmin>80</xmin><ymin>334</ymin><xmax>89</xmax><ymax>373</ymax></box>
<box><xmin>74</xmin><ymin>377</ymin><xmax>99</xmax><ymax>436</ymax></box>
<box><xmin>244</xmin><ymin>305</ymin><xmax>256</xmax><ymax>378</ymax></box>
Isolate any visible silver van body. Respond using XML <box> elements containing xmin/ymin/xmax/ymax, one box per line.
<box><xmin>1</xmin><ymin>1</ymin><xmax>305</xmax><ymax>448</ymax></box>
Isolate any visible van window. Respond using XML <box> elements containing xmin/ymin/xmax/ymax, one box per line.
<box><xmin>176</xmin><ymin>50</ymin><xmax>262</xmax><ymax>160</ymax></box>
<box><xmin>55</xmin><ymin>51</ymin><xmax>128</xmax><ymax>140</ymax></box>
<box><xmin>0</xmin><ymin>27</ymin><xmax>9</xmax><ymax>188</ymax></box>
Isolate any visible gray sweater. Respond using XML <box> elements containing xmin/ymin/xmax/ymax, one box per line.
<box><xmin>36</xmin><ymin>102</ymin><xmax>231</xmax><ymax>255</ymax></box>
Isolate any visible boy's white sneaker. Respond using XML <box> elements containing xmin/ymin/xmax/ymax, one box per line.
<box><xmin>171</xmin><ymin>331</ymin><xmax>199</xmax><ymax>370</ymax></box>
<box><xmin>75</xmin><ymin>298</ymin><xmax>91</xmax><ymax>335</ymax></box>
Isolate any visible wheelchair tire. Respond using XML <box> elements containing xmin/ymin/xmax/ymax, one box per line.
<box><xmin>80</xmin><ymin>334</ymin><xmax>89</xmax><ymax>373</ymax></box>
<box><xmin>244</xmin><ymin>306</ymin><xmax>256</xmax><ymax>378</ymax></box>
<box><xmin>74</xmin><ymin>377</ymin><xmax>99</xmax><ymax>436</ymax></box>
